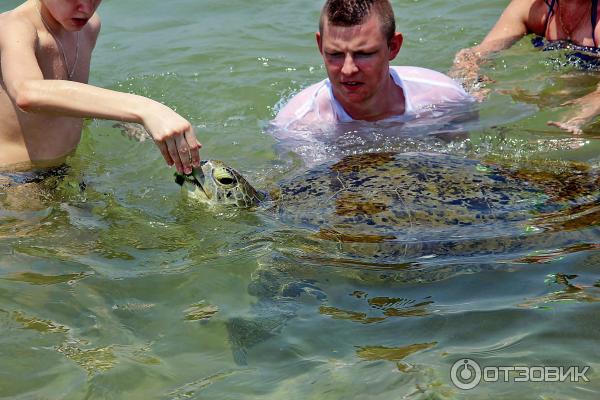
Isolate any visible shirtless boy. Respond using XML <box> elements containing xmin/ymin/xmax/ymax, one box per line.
<box><xmin>274</xmin><ymin>0</ymin><xmax>471</xmax><ymax>129</ymax></box>
<box><xmin>0</xmin><ymin>0</ymin><xmax>200</xmax><ymax>178</ymax></box>
<box><xmin>451</xmin><ymin>0</ymin><xmax>600</xmax><ymax>135</ymax></box>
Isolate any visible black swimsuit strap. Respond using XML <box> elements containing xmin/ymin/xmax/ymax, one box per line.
<box><xmin>544</xmin><ymin>0</ymin><xmax>558</xmax><ymax>36</ymax></box>
<box><xmin>592</xmin><ymin>0</ymin><xmax>598</xmax><ymax>47</ymax></box>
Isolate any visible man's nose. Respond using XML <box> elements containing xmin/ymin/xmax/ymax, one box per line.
<box><xmin>341</xmin><ymin>54</ymin><xmax>358</xmax><ymax>75</ymax></box>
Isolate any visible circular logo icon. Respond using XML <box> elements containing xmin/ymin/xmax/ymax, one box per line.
<box><xmin>450</xmin><ymin>358</ymin><xmax>482</xmax><ymax>390</ymax></box>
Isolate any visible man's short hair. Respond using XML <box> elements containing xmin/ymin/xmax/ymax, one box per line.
<box><xmin>319</xmin><ymin>0</ymin><xmax>396</xmax><ymax>42</ymax></box>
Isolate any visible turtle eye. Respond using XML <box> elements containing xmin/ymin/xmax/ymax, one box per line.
<box><xmin>212</xmin><ymin>167</ymin><xmax>237</xmax><ymax>187</ymax></box>
<box><xmin>218</xmin><ymin>176</ymin><xmax>235</xmax><ymax>185</ymax></box>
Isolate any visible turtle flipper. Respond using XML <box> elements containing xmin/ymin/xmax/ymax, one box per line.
<box><xmin>226</xmin><ymin>316</ymin><xmax>280</xmax><ymax>366</ymax></box>
<box><xmin>226</xmin><ymin>279</ymin><xmax>327</xmax><ymax>365</ymax></box>
<box><xmin>226</xmin><ymin>300</ymin><xmax>296</xmax><ymax>366</ymax></box>
<box><xmin>113</xmin><ymin>122</ymin><xmax>152</xmax><ymax>142</ymax></box>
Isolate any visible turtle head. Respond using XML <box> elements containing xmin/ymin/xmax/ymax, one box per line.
<box><xmin>175</xmin><ymin>160</ymin><xmax>264</xmax><ymax>208</ymax></box>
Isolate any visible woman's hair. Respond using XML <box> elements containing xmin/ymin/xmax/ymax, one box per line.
<box><xmin>319</xmin><ymin>0</ymin><xmax>396</xmax><ymax>42</ymax></box>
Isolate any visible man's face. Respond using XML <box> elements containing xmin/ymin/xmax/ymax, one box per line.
<box><xmin>43</xmin><ymin>0</ymin><xmax>102</xmax><ymax>31</ymax></box>
<box><xmin>317</xmin><ymin>13</ymin><xmax>402</xmax><ymax>108</ymax></box>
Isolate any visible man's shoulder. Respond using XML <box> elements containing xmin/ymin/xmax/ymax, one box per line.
<box><xmin>392</xmin><ymin>66</ymin><xmax>463</xmax><ymax>89</ymax></box>
<box><xmin>392</xmin><ymin>65</ymin><xmax>472</xmax><ymax>107</ymax></box>
<box><xmin>273</xmin><ymin>78</ymin><xmax>333</xmax><ymax>127</ymax></box>
<box><xmin>278</xmin><ymin>79</ymin><xmax>329</xmax><ymax>115</ymax></box>
<box><xmin>290</xmin><ymin>79</ymin><xmax>329</xmax><ymax>100</ymax></box>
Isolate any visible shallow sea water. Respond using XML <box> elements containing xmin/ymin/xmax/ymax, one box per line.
<box><xmin>1</xmin><ymin>0</ymin><xmax>600</xmax><ymax>399</ymax></box>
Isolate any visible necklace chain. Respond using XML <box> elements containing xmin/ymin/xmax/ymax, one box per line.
<box><xmin>36</xmin><ymin>0</ymin><xmax>80</xmax><ymax>80</ymax></box>
<box><xmin>557</xmin><ymin>0</ymin><xmax>589</xmax><ymax>41</ymax></box>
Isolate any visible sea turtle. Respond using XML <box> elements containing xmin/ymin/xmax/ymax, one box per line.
<box><xmin>177</xmin><ymin>151</ymin><xmax>599</xmax><ymax>261</ymax></box>
<box><xmin>175</xmin><ymin>151</ymin><xmax>600</xmax><ymax>364</ymax></box>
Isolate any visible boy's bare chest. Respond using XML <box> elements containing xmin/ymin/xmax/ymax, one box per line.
<box><xmin>35</xmin><ymin>32</ymin><xmax>92</xmax><ymax>83</ymax></box>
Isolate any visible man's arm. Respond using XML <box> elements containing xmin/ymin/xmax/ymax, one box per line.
<box><xmin>0</xmin><ymin>18</ymin><xmax>200</xmax><ymax>174</ymax></box>
<box><xmin>449</xmin><ymin>0</ymin><xmax>533</xmax><ymax>98</ymax></box>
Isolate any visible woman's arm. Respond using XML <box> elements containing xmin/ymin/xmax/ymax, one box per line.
<box><xmin>449</xmin><ymin>0</ymin><xmax>534</xmax><ymax>98</ymax></box>
<box><xmin>548</xmin><ymin>87</ymin><xmax>600</xmax><ymax>134</ymax></box>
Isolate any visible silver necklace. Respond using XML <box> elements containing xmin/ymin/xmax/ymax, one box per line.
<box><xmin>557</xmin><ymin>0</ymin><xmax>589</xmax><ymax>42</ymax></box>
<box><xmin>36</xmin><ymin>1</ymin><xmax>80</xmax><ymax>80</ymax></box>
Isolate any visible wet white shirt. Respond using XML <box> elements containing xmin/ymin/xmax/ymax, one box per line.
<box><xmin>273</xmin><ymin>66</ymin><xmax>471</xmax><ymax>130</ymax></box>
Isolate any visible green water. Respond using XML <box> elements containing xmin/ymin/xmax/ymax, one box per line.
<box><xmin>2</xmin><ymin>0</ymin><xmax>600</xmax><ymax>398</ymax></box>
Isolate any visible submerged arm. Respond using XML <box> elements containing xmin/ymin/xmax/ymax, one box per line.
<box><xmin>548</xmin><ymin>87</ymin><xmax>600</xmax><ymax>134</ymax></box>
<box><xmin>449</xmin><ymin>0</ymin><xmax>533</xmax><ymax>98</ymax></box>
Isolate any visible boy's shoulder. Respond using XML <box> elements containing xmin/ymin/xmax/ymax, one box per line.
<box><xmin>87</xmin><ymin>13</ymin><xmax>102</xmax><ymax>33</ymax></box>
<box><xmin>83</xmin><ymin>13</ymin><xmax>102</xmax><ymax>44</ymax></box>
<box><xmin>0</xmin><ymin>9</ymin><xmax>38</xmax><ymax>44</ymax></box>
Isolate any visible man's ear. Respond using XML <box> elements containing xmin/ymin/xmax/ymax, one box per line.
<box><xmin>388</xmin><ymin>32</ymin><xmax>403</xmax><ymax>60</ymax></box>
<box><xmin>316</xmin><ymin>31</ymin><xmax>324</xmax><ymax>54</ymax></box>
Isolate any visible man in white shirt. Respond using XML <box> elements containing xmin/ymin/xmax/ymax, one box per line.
<box><xmin>274</xmin><ymin>0</ymin><xmax>472</xmax><ymax>130</ymax></box>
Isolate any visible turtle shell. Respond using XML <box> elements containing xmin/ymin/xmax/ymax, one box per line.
<box><xmin>270</xmin><ymin>152</ymin><xmax>598</xmax><ymax>251</ymax></box>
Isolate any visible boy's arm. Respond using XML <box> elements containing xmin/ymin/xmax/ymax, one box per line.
<box><xmin>449</xmin><ymin>0</ymin><xmax>532</xmax><ymax>97</ymax></box>
<box><xmin>0</xmin><ymin>18</ymin><xmax>199</xmax><ymax>174</ymax></box>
